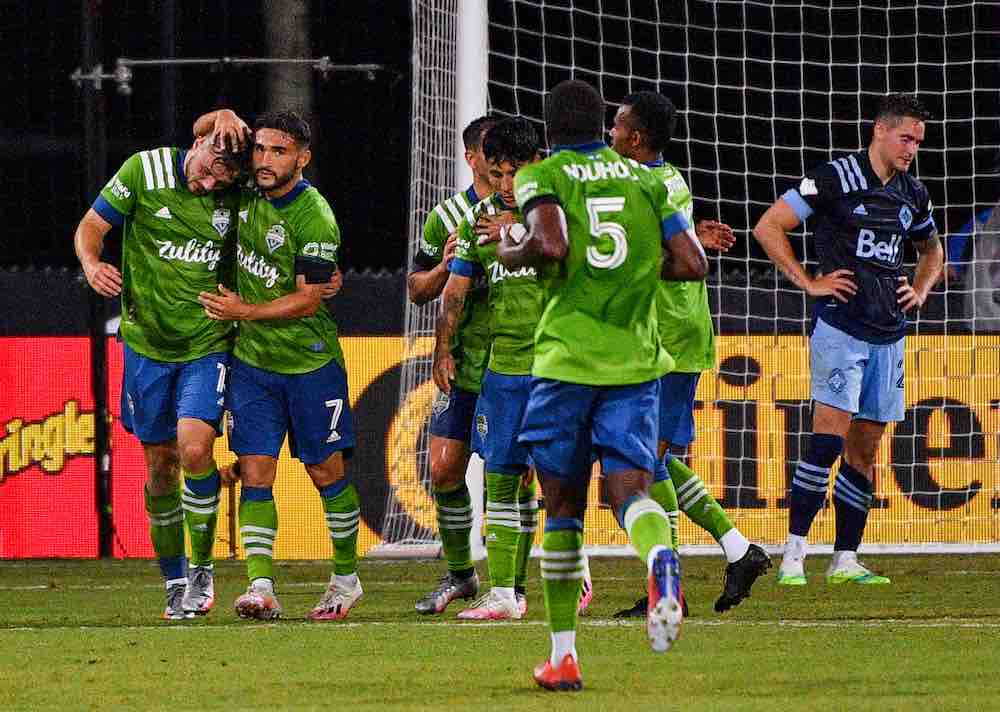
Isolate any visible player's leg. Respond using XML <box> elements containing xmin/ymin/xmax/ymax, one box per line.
<box><xmin>780</xmin><ymin>319</ymin><xmax>859</xmax><ymax>584</ymax></box>
<box><xmin>515</xmin><ymin>468</ymin><xmax>538</xmax><ymax>615</ymax></box>
<box><xmin>415</xmin><ymin>387</ymin><xmax>479</xmax><ymax>614</ymax></box>
<box><xmin>290</xmin><ymin>357</ymin><xmax>363</xmax><ymax>620</ymax></box>
<box><xmin>227</xmin><ymin>357</ymin><xmax>286</xmax><ymax>620</ymax></box>
<box><xmin>174</xmin><ymin>351</ymin><xmax>229</xmax><ymax>615</ymax></box>
<box><xmin>120</xmin><ymin>344</ymin><xmax>190</xmax><ymax>619</ymax></box>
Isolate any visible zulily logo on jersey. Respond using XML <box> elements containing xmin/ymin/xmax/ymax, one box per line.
<box><xmin>488</xmin><ymin>262</ymin><xmax>536</xmax><ymax>283</ymax></box>
<box><xmin>237</xmin><ymin>243</ymin><xmax>280</xmax><ymax>287</ymax></box>
<box><xmin>855</xmin><ymin>229</ymin><xmax>903</xmax><ymax>264</ymax></box>
<box><xmin>155</xmin><ymin>239</ymin><xmax>221</xmax><ymax>270</ymax></box>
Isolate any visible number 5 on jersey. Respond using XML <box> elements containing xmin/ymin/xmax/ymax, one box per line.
<box><xmin>586</xmin><ymin>197</ymin><xmax>628</xmax><ymax>270</ymax></box>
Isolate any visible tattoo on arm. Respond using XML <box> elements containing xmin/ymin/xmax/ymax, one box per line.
<box><xmin>435</xmin><ymin>286</ymin><xmax>467</xmax><ymax>350</ymax></box>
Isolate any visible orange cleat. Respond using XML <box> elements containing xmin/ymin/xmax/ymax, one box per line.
<box><xmin>533</xmin><ymin>654</ymin><xmax>583</xmax><ymax>692</ymax></box>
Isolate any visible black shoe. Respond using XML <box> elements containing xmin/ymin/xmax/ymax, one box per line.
<box><xmin>613</xmin><ymin>593</ymin><xmax>689</xmax><ymax>618</ymax></box>
<box><xmin>714</xmin><ymin>543</ymin><xmax>772</xmax><ymax>613</ymax></box>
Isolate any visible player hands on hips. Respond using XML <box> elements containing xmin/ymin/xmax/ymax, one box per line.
<box><xmin>753</xmin><ymin>93</ymin><xmax>943</xmax><ymax>586</ymax></box>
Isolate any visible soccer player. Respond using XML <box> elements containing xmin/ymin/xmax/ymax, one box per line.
<box><xmin>197</xmin><ymin>111</ymin><xmax>361</xmax><ymax>620</ymax></box>
<box><xmin>433</xmin><ymin>117</ymin><xmax>543</xmax><ymax>620</ymax></box>
<box><xmin>408</xmin><ymin>116</ymin><xmax>497</xmax><ymax>615</ymax></box>
<box><xmin>498</xmin><ymin>79</ymin><xmax>708</xmax><ymax>691</ymax></box>
<box><xmin>73</xmin><ymin>127</ymin><xmax>245</xmax><ymax>619</ymax></box>
<box><xmin>608</xmin><ymin>91</ymin><xmax>772</xmax><ymax>616</ymax></box>
<box><xmin>753</xmin><ymin>93</ymin><xmax>943</xmax><ymax>585</ymax></box>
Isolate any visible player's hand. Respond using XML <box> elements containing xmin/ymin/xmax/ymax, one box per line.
<box><xmin>806</xmin><ymin>269</ymin><xmax>857</xmax><ymax>303</ymax></box>
<box><xmin>432</xmin><ymin>348</ymin><xmax>455</xmax><ymax>394</ymax></box>
<box><xmin>696</xmin><ymin>219</ymin><xmax>736</xmax><ymax>252</ymax></box>
<box><xmin>441</xmin><ymin>233</ymin><xmax>458</xmax><ymax>267</ymax></box>
<box><xmin>198</xmin><ymin>284</ymin><xmax>253</xmax><ymax>320</ymax></box>
<box><xmin>320</xmin><ymin>269</ymin><xmax>343</xmax><ymax>299</ymax></box>
<box><xmin>212</xmin><ymin>109</ymin><xmax>250</xmax><ymax>153</ymax></box>
<box><xmin>896</xmin><ymin>275</ymin><xmax>924</xmax><ymax>311</ymax></box>
<box><xmin>219</xmin><ymin>461</ymin><xmax>241</xmax><ymax>487</ymax></box>
<box><xmin>474</xmin><ymin>212</ymin><xmax>517</xmax><ymax>246</ymax></box>
<box><xmin>83</xmin><ymin>260</ymin><xmax>123</xmax><ymax>297</ymax></box>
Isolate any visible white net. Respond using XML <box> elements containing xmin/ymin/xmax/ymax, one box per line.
<box><xmin>386</xmin><ymin>0</ymin><xmax>1000</xmax><ymax>555</ymax></box>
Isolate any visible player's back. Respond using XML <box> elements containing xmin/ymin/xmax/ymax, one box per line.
<box><xmin>514</xmin><ymin>143</ymin><xmax>677</xmax><ymax>386</ymax></box>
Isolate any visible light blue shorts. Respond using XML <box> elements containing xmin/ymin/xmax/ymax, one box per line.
<box><xmin>810</xmin><ymin>317</ymin><xmax>905</xmax><ymax>423</ymax></box>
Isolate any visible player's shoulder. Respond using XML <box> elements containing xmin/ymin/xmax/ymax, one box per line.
<box><xmin>117</xmin><ymin>146</ymin><xmax>178</xmax><ymax>189</ymax></box>
<box><xmin>653</xmin><ymin>161</ymin><xmax>690</xmax><ymax>192</ymax></box>
<box><xmin>426</xmin><ymin>186</ymin><xmax>478</xmax><ymax>234</ymax></box>
<box><xmin>896</xmin><ymin>169</ymin><xmax>931</xmax><ymax>205</ymax></box>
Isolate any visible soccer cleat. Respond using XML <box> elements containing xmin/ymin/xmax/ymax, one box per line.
<box><xmin>456</xmin><ymin>588</ymin><xmax>522</xmax><ymax>620</ymax></box>
<box><xmin>308</xmin><ymin>575</ymin><xmax>364</xmax><ymax>621</ymax></box>
<box><xmin>826</xmin><ymin>559</ymin><xmax>891</xmax><ymax>585</ymax></box>
<box><xmin>182</xmin><ymin>565</ymin><xmax>215</xmax><ymax>615</ymax></box>
<box><xmin>577</xmin><ymin>572</ymin><xmax>593</xmax><ymax>615</ymax></box>
<box><xmin>163</xmin><ymin>583</ymin><xmax>194</xmax><ymax>620</ymax></box>
<box><xmin>234</xmin><ymin>581</ymin><xmax>283</xmax><ymax>620</ymax></box>
<box><xmin>714</xmin><ymin>544</ymin><xmax>772</xmax><ymax>612</ymax></box>
<box><xmin>414</xmin><ymin>570</ymin><xmax>479</xmax><ymax>615</ymax></box>
<box><xmin>777</xmin><ymin>557</ymin><xmax>807</xmax><ymax>586</ymax></box>
<box><xmin>647</xmin><ymin>548</ymin><xmax>684</xmax><ymax>653</ymax></box>
<box><xmin>516</xmin><ymin>591</ymin><xmax>528</xmax><ymax>617</ymax></box>
<box><xmin>533</xmin><ymin>654</ymin><xmax>582</xmax><ymax>692</ymax></box>
<box><xmin>614</xmin><ymin>593</ymin><xmax>689</xmax><ymax>619</ymax></box>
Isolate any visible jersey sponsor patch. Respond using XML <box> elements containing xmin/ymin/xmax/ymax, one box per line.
<box><xmin>110</xmin><ymin>176</ymin><xmax>131</xmax><ymax>200</ymax></box>
<box><xmin>212</xmin><ymin>208</ymin><xmax>231</xmax><ymax>237</ymax></box>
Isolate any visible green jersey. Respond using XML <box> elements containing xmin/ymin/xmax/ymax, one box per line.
<box><xmin>514</xmin><ymin>143</ymin><xmax>686</xmax><ymax>386</ymax></box>
<box><xmin>233</xmin><ymin>181</ymin><xmax>345</xmax><ymax>375</ymax></box>
<box><xmin>649</xmin><ymin>162</ymin><xmax>716</xmax><ymax>373</ymax></box>
<box><xmin>416</xmin><ymin>186</ymin><xmax>491</xmax><ymax>394</ymax></box>
<box><xmin>453</xmin><ymin>194</ymin><xmax>543</xmax><ymax>376</ymax></box>
<box><xmin>95</xmin><ymin>147</ymin><xmax>238</xmax><ymax>362</ymax></box>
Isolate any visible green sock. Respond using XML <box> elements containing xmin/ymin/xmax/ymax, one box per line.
<box><xmin>649</xmin><ymin>478</ymin><xmax>680</xmax><ymax>551</ymax></box>
<box><xmin>541</xmin><ymin>526</ymin><xmax>584</xmax><ymax>634</ymax></box>
<box><xmin>668</xmin><ymin>455</ymin><xmax>734</xmax><ymax>541</ymax></box>
<box><xmin>239</xmin><ymin>487</ymin><xmax>277</xmax><ymax>582</ymax></box>
<box><xmin>623</xmin><ymin>497</ymin><xmax>672</xmax><ymax>568</ymax></box>
<box><xmin>321</xmin><ymin>480</ymin><xmax>360</xmax><ymax>576</ymax></box>
<box><xmin>515</xmin><ymin>477</ymin><xmax>538</xmax><ymax>589</ymax></box>
<box><xmin>434</xmin><ymin>484</ymin><xmax>473</xmax><ymax>574</ymax></box>
<box><xmin>485</xmin><ymin>472</ymin><xmax>521</xmax><ymax>589</ymax></box>
<box><xmin>182</xmin><ymin>467</ymin><xmax>221</xmax><ymax>567</ymax></box>
<box><xmin>145</xmin><ymin>486</ymin><xmax>185</xmax><ymax>564</ymax></box>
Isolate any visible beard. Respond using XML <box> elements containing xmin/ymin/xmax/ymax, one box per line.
<box><xmin>255</xmin><ymin>166</ymin><xmax>297</xmax><ymax>192</ymax></box>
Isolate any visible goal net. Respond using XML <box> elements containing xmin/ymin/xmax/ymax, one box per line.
<box><xmin>381</xmin><ymin>0</ymin><xmax>1000</xmax><ymax>557</ymax></box>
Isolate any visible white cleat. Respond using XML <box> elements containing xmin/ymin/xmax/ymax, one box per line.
<box><xmin>182</xmin><ymin>565</ymin><xmax>215</xmax><ymax>615</ymax></box>
<box><xmin>234</xmin><ymin>580</ymin><xmax>282</xmax><ymax>620</ymax></box>
<box><xmin>457</xmin><ymin>588</ymin><xmax>522</xmax><ymax>620</ymax></box>
<box><xmin>308</xmin><ymin>575</ymin><xmax>364</xmax><ymax>621</ymax></box>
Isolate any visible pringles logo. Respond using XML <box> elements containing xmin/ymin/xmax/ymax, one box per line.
<box><xmin>0</xmin><ymin>400</ymin><xmax>94</xmax><ymax>480</ymax></box>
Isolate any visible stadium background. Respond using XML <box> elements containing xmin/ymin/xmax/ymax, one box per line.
<box><xmin>2</xmin><ymin>1</ymin><xmax>998</xmax><ymax>559</ymax></box>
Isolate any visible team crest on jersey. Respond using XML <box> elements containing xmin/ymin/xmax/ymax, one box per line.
<box><xmin>431</xmin><ymin>391</ymin><xmax>450</xmax><ymax>417</ymax></box>
<box><xmin>212</xmin><ymin>208</ymin><xmax>231</xmax><ymax>237</ymax></box>
<box><xmin>899</xmin><ymin>205</ymin><xmax>913</xmax><ymax>231</ymax></box>
<box><xmin>476</xmin><ymin>414</ymin><xmax>488</xmax><ymax>437</ymax></box>
<box><xmin>828</xmin><ymin>368</ymin><xmax>847</xmax><ymax>394</ymax></box>
<box><xmin>266</xmin><ymin>224</ymin><xmax>286</xmax><ymax>253</ymax></box>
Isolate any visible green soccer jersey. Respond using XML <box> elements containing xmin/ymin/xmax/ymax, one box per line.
<box><xmin>453</xmin><ymin>194</ymin><xmax>543</xmax><ymax>376</ymax></box>
<box><xmin>514</xmin><ymin>143</ymin><xmax>686</xmax><ymax>386</ymax></box>
<box><xmin>95</xmin><ymin>147</ymin><xmax>238</xmax><ymax>362</ymax></box>
<box><xmin>649</xmin><ymin>162</ymin><xmax>716</xmax><ymax>373</ymax></box>
<box><xmin>418</xmin><ymin>186</ymin><xmax>491</xmax><ymax>394</ymax></box>
<box><xmin>232</xmin><ymin>181</ymin><xmax>345</xmax><ymax>375</ymax></box>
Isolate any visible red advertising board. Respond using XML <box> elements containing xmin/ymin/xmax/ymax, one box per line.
<box><xmin>0</xmin><ymin>337</ymin><xmax>99</xmax><ymax>558</ymax></box>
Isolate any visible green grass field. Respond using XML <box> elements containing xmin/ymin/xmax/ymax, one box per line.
<box><xmin>3</xmin><ymin>554</ymin><xmax>999</xmax><ymax>710</ymax></box>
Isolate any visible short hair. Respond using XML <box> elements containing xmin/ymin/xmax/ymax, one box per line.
<box><xmin>874</xmin><ymin>93</ymin><xmax>931</xmax><ymax>127</ymax></box>
<box><xmin>482</xmin><ymin>117</ymin><xmax>541</xmax><ymax>165</ymax></box>
<box><xmin>545</xmin><ymin>80</ymin><xmax>605</xmax><ymax>146</ymax></box>
<box><xmin>621</xmin><ymin>91</ymin><xmax>677</xmax><ymax>153</ymax></box>
<box><xmin>462</xmin><ymin>115</ymin><xmax>499</xmax><ymax>151</ymax></box>
<box><xmin>199</xmin><ymin>130</ymin><xmax>251</xmax><ymax>175</ymax></box>
<box><xmin>254</xmin><ymin>110</ymin><xmax>312</xmax><ymax>147</ymax></box>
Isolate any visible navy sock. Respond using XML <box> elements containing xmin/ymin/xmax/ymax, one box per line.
<box><xmin>789</xmin><ymin>433</ymin><xmax>843</xmax><ymax>536</ymax></box>
<box><xmin>833</xmin><ymin>461</ymin><xmax>873</xmax><ymax>551</ymax></box>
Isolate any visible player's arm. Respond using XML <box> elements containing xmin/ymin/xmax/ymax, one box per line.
<box><xmin>432</xmin><ymin>272</ymin><xmax>472</xmax><ymax>394</ymax></box>
<box><xmin>198</xmin><ymin>276</ymin><xmax>333</xmax><ymax>321</ymax></box>
<box><xmin>74</xmin><ymin>208</ymin><xmax>121</xmax><ymax>297</ymax></box>
<box><xmin>193</xmin><ymin>108</ymin><xmax>250</xmax><ymax>152</ymax></box>
<box><xmin>407</xmin><ymin>233</ymin><xmax>457</xmax><ymax>305</ymax></box>
<box><xmin>753</xmin><ymin>195</ymin><xmax>857</xmax><ymax>302</ymax></box>
<box><xmin>662</xmin><ymin>226</ymin><xmax>708</xmax><ymax>281</ymax></box>
<box><xmin>497</xmin><ymin>201</ymin><xmax>567</xmax><ymax>269</ymax></box>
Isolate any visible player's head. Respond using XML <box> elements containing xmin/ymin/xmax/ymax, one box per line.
<box><xmin>871</xmin><ymin>93</ymin><xmax>931</xmax><ymax>174</ymax></box>
<box><xmin>610</xmin><ymin>91</ymin><xmax>677</xmax><ymax>160</ymax></box>
<box><xmin>545</xmin><ymin>79</ymin><xmax>605</xmax><ymax>147</ymax></box>
<box><xmin>463</xmin><ymin>115</ymin><xmax>500</xmax><ymax>185</ymax></box>
<box><xmin>252</xmin><ymin>110</ymin><xmax>312</xmax><ymax>195</ymax></box>
<box><xmin>185</xmin><ymin>132</ymin><xmax>246</xmax><ymax>195</ymax></box>
<box><xmin>482</xmin><ymin>117</ymin><xmax>542</xmax><ymax>207</ymax></box>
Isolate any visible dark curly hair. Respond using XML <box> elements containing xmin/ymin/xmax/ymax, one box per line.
<box><xmin>482</xmin><ymin>117</ymin><xmax>541</xmax><ymax>165</ymax></box>
<box><xmin>254</xmin><ymin>110</ymin><xmax>312</xmax><ymax>147</ymax></box>
<box><xmin>545</xmin><ymin>79</ymin><xmax>605</xmax><ymax>146</ymax></box>
<box><xmin>621</xmin><ymin>91</ymin><xmax>677</xmax><ymax>154</ymax></box>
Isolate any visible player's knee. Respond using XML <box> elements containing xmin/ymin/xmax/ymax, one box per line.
<box><xmin>145</xmin><ymin>446</ymin><xmax>180</xmax><ymax>492</ymax></box>
<box><xmin>177</xmin><ymin>439</ymin><xmax>214</xmax><ymax>473</ymax></box>
<box><xmin>429</xmin><ymin>448</ymin><xmax>468</xmax><ymax>490</ymax></box>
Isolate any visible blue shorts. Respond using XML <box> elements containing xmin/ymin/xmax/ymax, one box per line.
<box><xmin>120</xmin><ymin>344</ymin><xmax>228</xmax><ymax>444</ymax></box>
<box><xmin>428</xmin><ymin>384</ymin><xmax>478</xmax><ymax>447</ymax></box>
<box><xmin>518</xmin><ymin>377</ymin><xmax>660</xmax><ymax>481</ymax></box>
<box><xmin>474</xmin><ymin>369</ymin><xmax>532</xmax><ymax>474</ymax></box>
<box><xmin>810</xmin><ymin>317</ymin><xmax>905</xmax><ymax>423</ymax></box>
<box><xmin>226</xmin><ymin>357</ymin><xmax>355</xmax><ymax>465</ymax></box>
<box><xmin>658</xmin><ymin>372</ymin><xmax>701</xmax><ymax>447</ymax></box>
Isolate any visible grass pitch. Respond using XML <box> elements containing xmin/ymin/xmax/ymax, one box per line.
<box><xmin>2</xmin><ymin>554</ymin><xmax>999</xmax><ymax>710</ymax></box>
